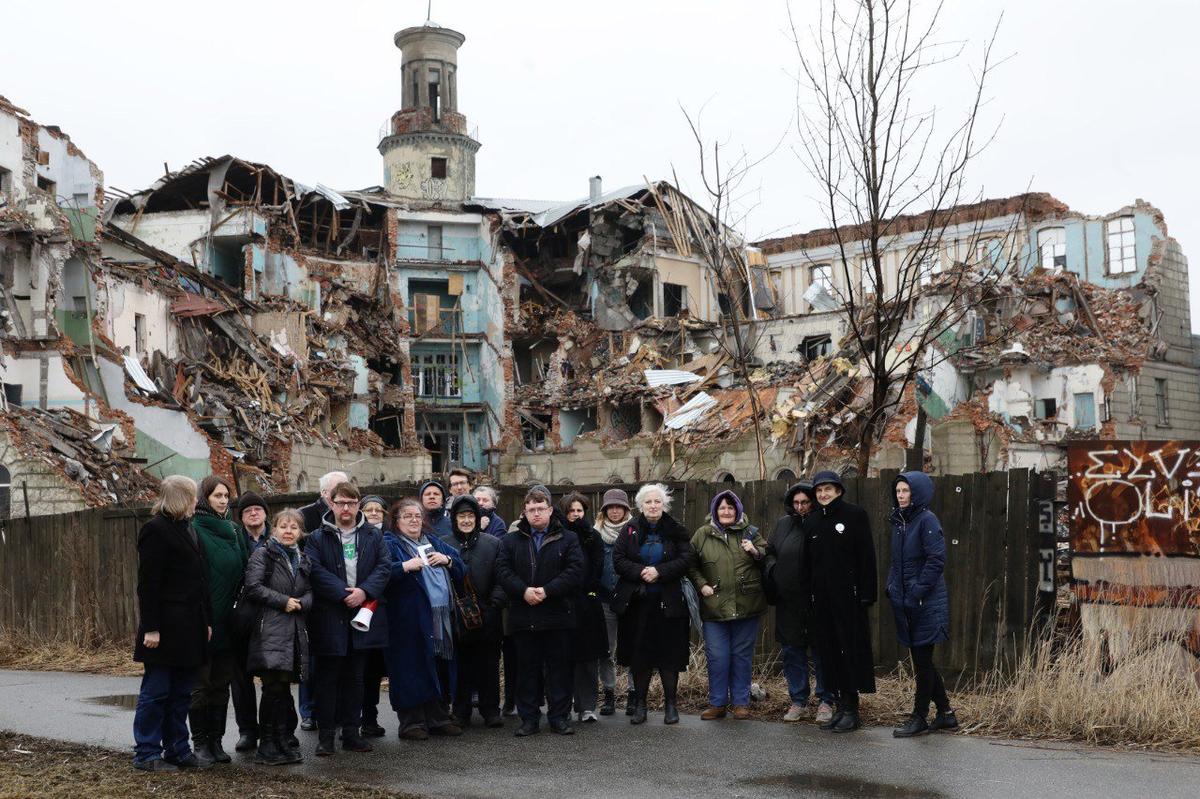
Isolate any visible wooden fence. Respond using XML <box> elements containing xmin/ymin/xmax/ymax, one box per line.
<box><xmin>0</xmin><ymin>471</ymin><xmax>1052</xmax><ymax>675</ymax></box>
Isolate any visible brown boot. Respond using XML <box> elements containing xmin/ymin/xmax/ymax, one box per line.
<box><xmin>731</xmin><ymin>705</ymin><xmax>752</xmax><ymax>720</ymax></box>
<box><xmin>700</xmin><ymin>705</ymin><xmax>727</xmax><ymax>720</ymax></box>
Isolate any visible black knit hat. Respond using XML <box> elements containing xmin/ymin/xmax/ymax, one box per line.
<box><xmin>811</xmin><ymin>470</ymin><xmax>844</xmax><ymax>491</ymax></box>
<box><xmin>236</xmin><ymin>491</ymin><xmax>268</xmax><ymax>518</ymax></box>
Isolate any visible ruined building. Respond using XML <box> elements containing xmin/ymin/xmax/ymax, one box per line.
<box><xmin>2</xmin><ymin>18</ymin><xmax>1198</xmax><ymax>519</ymax></box>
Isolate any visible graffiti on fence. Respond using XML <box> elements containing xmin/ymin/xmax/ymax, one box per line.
<box><xmin>1067</xmin><ymin>440</ymin><xmax>1200</xmax><ymax>556</ymax></box>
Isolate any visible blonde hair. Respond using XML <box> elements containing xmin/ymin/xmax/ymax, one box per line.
<box><xmin>272</xmin><ymin>508</ymin><xmax>304</xmax><ymax>531</ymax></box>
<box><xmin>153</xmin><ymin>475</ymin><xmax>197</xmax><ymax>520</ymax></box>
<box><xmin>634</xmin><ymin>483</ymin><xmax>672</xmax><ymax>514</ymax></box>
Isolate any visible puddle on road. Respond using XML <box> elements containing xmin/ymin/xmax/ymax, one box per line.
<box><xmin>744</xmin><ymin>772</ymin><xmax>943</xmax><ymax>799</ymax></box>
<box><xmin>83</xmin><ymin>694</ymin><xmax>139</xmax><ymax>710</ymax></box>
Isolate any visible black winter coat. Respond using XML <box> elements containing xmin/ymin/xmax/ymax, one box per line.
<box><xmin>804</xmin><ymin>495</ymin><xmax>877</xmax><ymax>694</ymax></box>
<box><xmin>305</xmin><ymin>513</ymin><xmax>392</xmax><ymax>656</ymax></box>
<box><xmin>496</xmin><ymin>517</ymin><xmax>583</xmax><ymax>633</ymax></box>
<box><xmin>453</xmin><ymin>529</ymin><xmax>507</xmax><ymax>643</ymax></box>
<box><xmin>245</xmin><ymin>542</ymin><xmax>313</xmax><ymax>679</ymax></box>
<box><xmin>567</xmin><ymin>517</ymin><xmax>611</xmax><ymax>661</ymax></box>
<box><xmin>611</xmin><ymin>513</ymin><xmax>694</xmax><ymax>620</ymax></box>
<box><xmin>764</xmin><ymin>511</ymin><xmax>812</xmax><ymax>647</ymax></box>
<box><xmin>133</xmin><ymin>513</ymin><xmax>212</xmax><ymax>667</ymax></box>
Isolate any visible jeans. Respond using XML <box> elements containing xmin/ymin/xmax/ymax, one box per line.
<box><xmin>702</xmin><ymin>617</ymin><xmax>760</xmax><ymax>707</ymax></box>
<box><xmin>781</xmin><ymin>644</ymin><xmax>835</xmax><ymax>705</ymax></box>
<box><xmin>598</xmin><ymin>603</ymin><xmax>620</xmax><ymax>692</ymax></box>
<box><xmin>513</xmin><ymin>629</ymin><xmax>572</xmax><ymax>725</ymax></box>
<box><xmin>314</xmin><ymin>651</ymin><xmax>367</xmax><ymax>732</ymax></box>
<box><xmin>298</xmin><ymin>656</ymin><xmax>316</xmax><ymax>719</ymax></box>
<box><xmin>133</xmin><ymin>664</ymin><xmax>196</xmax><ymax>764</ymax></box>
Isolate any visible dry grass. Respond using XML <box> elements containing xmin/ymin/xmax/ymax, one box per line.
<box><xmin>0</xmin><ymin>731</ymin><xmax>416</xmax><ymax>799</ymax></box>
<box><xmin>0</xmin><ymin>630</ymin><xmax>140</xmax><ymax>677</ymax></box>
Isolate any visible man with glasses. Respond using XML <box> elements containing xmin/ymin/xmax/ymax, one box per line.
<box><xmin>305</xmin><ymin>482</ymin><xmax>391</xmax><ymax>756</ymax></box>
<box><xmin>496</xmin><ymin>487</ymin><xmax>583</xmax><ymax>736</ymax></box>
<box><xmin>447</xmin><ymin>467</ymin><xmax>474</xmax><ymax>498</ymax></box>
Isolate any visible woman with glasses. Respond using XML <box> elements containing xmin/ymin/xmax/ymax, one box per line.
<box><xmin>764</xmin><ymin>481</ymin><xmax>835</xmax><ymax>723</ymax></box>
<box><xmin>381</xmin><ymin>497</ymin><xmax>466</xmax><ymax>740</ymax></box>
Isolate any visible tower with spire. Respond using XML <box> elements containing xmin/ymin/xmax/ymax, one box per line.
<box><xmin>379</xmin><ymin>18</ymin><xmax>479</xmax><ymax>204</ymax></box>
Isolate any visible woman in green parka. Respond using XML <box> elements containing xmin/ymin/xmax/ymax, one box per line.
<box><xmin>688</xmin><ymin>489</ymin><xmax>767</xmax><ymax>720</ymax></box>
<box><xmin>189</xmin><ymin>475</ymin><xmax>250</xmax><ymax>766</ymax></box>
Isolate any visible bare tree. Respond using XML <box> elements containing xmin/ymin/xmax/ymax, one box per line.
<box><xmin>789</xmin><ymin>0</ymin><xmax>1008</xmax><ymax>474</ymax></box>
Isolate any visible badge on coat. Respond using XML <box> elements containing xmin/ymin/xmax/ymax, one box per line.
<box><xmin>835</xmin><ymin>523</ymin><xmax>845</xmax><ymax>534</ymax></box>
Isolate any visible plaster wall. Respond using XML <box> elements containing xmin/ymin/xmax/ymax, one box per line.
<box><xmin>0</xmin><ymin>110</ymin><xmax>25</xmax><ymax>203</ymax></box>
<box><xmin>0</xmin><ymin>431</ymin><xmax>89</xmax><ymax>518</ymax></box>
<box><xmin>288</xmin><ymin>441</ymin><xmax>431</xmax><ymax>491</ymax></box>
<box><xmin>35</xmin><ymin>129</ymin><xmax>99</xmax><ymax>207</ymax></box>
<box><xmin>0</xmin><ymin>353</ymin><xmax>89</xmax><ymax>410</ymax></box>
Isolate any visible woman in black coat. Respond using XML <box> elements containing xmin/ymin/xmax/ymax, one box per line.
<box><xmin>449</xmin><ymin>494</ymin><xmax>507</xmax><ymax>727</ymax></box>
<box><xmin>764</xmin><ymin>481</ymin><xmax>836</xmax><ymax>723</ymax></box>
<box><xmin>243</xmin><ymin>508</ymin><xmax>312</xmax><ymax>766</ymax></box>
<box><xmin>131</xmin><ymin>475</ymin><xmax>211</xmax><ymax>772</ymax></box>
<box><xmin>561</xmin><ymin>492</ymin><xmax>610</xmax><ymax>723</ymax></box>
<box><xmin>612</xmin><ymin>483</ymin><xmax>694</xmax><ymax>726</ymax></box>
<box><xmin>805</xmin><ymin>470</ymin><xmax>877</xmax><ymax>734</ymax></box>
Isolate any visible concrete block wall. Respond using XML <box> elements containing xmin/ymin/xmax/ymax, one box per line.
<box><xmin>287</xmin><ymin>441</ymin><xmax>431</xmax><ymax>492</ymax></box>
<box><xmin>0</xmin><ymin>432</ymin><xmax>90</xmax><ymax>518</ymax></box>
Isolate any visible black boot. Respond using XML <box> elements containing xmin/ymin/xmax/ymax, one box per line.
<box><xmin>892</xmin><ymin>713</ymin><xmax>929</xmax><ymax>738</ymax></box>
<box><xmin>277</xmin><ymin>693</ymin><xmax>303</xmax><ymax>764</ymax></box>
<box><xmin>662</xmin><ymin>677</ymin><xmax>679</xmax><ymax>725</ymax></box>
<box><xmin>819</xmin><ymin>708</ymin><xmax>844</xmax><ymax>732</ymax></box>
<box><xmin>235</xmin><ymin>731</ymin><xmax>257</xmax><ymax>752</ymax></box>
<box><xmin>207</xmin><ymin>705</ymin><xmax>232</xmax><ymax>763</ymax></box>
<box><xmin>188</xmin><ymin>707</ymin><xmax>215</xmax><ymax>766</ymax></box>
<box><xmin>930</xmin><ymin>710</ymin><xmax>959</xmax><ymax>731</ymax></box>
<box><xmin>832</xmin><ymin>710</ymin><xmax>861</xmax><ymax>733</ymax></box>
<box><xmin>625</xmin><ymin>687</ymin><xmax>637</xmax><ymax>716</ymax></box>
<box><xmin>254</xmin><ymin>695</ymin><xmax>289</xmax><ymax>766</ymax></box>
<box><xmin>600</xmin><ymin>689</ymin><xmax>616</xmax><ymax>716</ymax></box>
<box><xmin>630</xmin><ymin>699</ymin><xmax>648</xmax><ymax>725</ymax></box>
<box><xmin>315</xmin><ymin>730</ymin><xmax>336</xmax><ymax>757</ymax></box>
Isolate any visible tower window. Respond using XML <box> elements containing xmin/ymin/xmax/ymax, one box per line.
<box><xmin>429</xmin><ymin>68</ymin><xmax>441</xmax><ymax>121</ymax></box>
<box><xmin>431</xmin><ymin>157</ymin><xmax>447</xmax><ymax>179</ymax></box>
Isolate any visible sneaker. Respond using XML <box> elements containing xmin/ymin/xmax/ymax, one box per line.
<box><xmin>300</xmin><ymin>717</ymin><xmax>317</xmax><ymax>732</ymax></box>
<box><xmin>819</xmin><ymin>709</ymin><xmax>843</xmax><ymax>731</ymax></box>
<box><xmin>892</xmin><ymin>714</ymin><xmax>929</xmax><ymax>738</ymax></box>
<box><xmin>503</xmin><ymin>704</ymin><xmax>519</xmax><ymax>718</ymax></box>
<box><xmin>782</xmin><ymin>705</ymin><xmax>805</xmax><ymax>723</ymax></box>
<box><xmin>815</xmin><ymin>702</ymin><xmax>834</xmax><ymax>724</ymax></box>
<box><xmin>133</xmin><ymin>758</ymin><xmax>178</xmax><ymax>772</ymax></box>
<box><xmin>580</xmin><ymin>710</ymin><xmax>599</xmax><ymax>723</ymax></box>
<box><xmin>930</xmin><ymin>710</ymin><xmax>959</xmax><ymax>731</ymax></box>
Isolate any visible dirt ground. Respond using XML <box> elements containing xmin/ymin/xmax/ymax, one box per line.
<box><xmin>0</xmin><ymin>731</ymin><xmax>416</xmax><ymax>799</ymax></box>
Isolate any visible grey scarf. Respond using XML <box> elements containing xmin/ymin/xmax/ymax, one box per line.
<box><xmin>597</xmin><ymin>514</ymin><xmax>628</xmax><ymax>546</ymax></box>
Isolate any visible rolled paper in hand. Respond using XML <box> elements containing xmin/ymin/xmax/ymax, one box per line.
<box><xmin>351</xmin><ymin>599</ymin><xmax>379</xmax><ymax>631</ymax></box>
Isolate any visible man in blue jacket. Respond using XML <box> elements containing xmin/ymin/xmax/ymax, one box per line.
<box><xmin>496</xmin><ymin>487</ymin><xmax>584</xmax><ymax>737</ymax></box>
<box><xmin>305</xmin><ymin>482</ymin><xmax>391</xmax><ymax>756</ymax></box>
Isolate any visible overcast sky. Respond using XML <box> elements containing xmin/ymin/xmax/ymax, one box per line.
<box><xmin>5</xmin><ymin>0</ymin><xmax>1198</xmax><ymax>326</ymax></box>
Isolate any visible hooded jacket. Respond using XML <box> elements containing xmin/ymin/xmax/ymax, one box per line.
<box><xmin>886</xmin><ymin>471</ymin><xmax>949</xmax><ymax>648</ymax></box>
<box><xmin>419</xmin><ymin>479</ymin><xmax>453</xmax><ymax>540</ymax></box>
<box><xmin>191</xmin><ymin>504</ymin><xmax>250</xmax><ymax>652</ymax></box>
<box><xmin>763</xmin><ymin>482</ymin><xmax>815</xmax><ymax>646</ymax></box>
<box><xmin>496</xmin><ymin>513</ymin><xmax>584</xmax><ymax>632</ymax></box>
<box><xmin>244</xmin><ymin>540</ymin><xmax>313</xmax><ymax>679</ymax></box>
<box><xmin>688</xmin><ymin>490</ymin><xmax>768</xmax><ymax>622</ymax></box>
<box><xmin>304</xmin><ymin>509</ymin><xmax>392</xmax><ymax>655</ymax></box>
<box><xmin>448</xmin><ymin>494</ymin><xmax>507</xmax><ymax>642</ymax></box>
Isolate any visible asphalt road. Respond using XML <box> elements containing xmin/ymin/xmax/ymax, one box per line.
<box><xmin>1</xmin><ymin>669</ymin><xmax>1198</xmax><ymax>799</ymax></box>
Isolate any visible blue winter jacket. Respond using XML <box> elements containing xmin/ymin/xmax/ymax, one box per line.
<box><xmin>886</xmin><ymin>471</ymin><xmax>949</xmax><ymax>648</ymax></box>
<box><xmin>304</xmin><ymin>511</ymin><xmax>392</xmax><ymax>656</ymax></box>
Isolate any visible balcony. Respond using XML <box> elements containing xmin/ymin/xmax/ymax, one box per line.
<box><xmin>408</xmin><ymin>305</ymin><xmax>464</xmax><ymax>339</ymax></box>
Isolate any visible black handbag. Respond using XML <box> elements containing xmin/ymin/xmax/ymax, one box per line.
<box><xmin>454</xmin><ymin>574</ymin><xmax>484</xmax><ymax>632</ymax></box>
<box><xmin>230</xmin><ymin>551</ymin><xmax>277</xmax><ymax>642</ymax></box>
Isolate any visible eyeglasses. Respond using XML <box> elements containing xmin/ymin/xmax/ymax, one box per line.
<box><xmin>399</xmin><ymin>513</ymin><xmax>423</xmax><ymax>521</ymax></box>
<box><xmin>332</xmin><ymin>500</ymin><xmax>359</xmax><ymax>507</ymax></box>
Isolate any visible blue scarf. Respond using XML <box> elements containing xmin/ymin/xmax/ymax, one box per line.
<box><xmin>398</xmin><ymin>534</ymin><xmax>454</xmax><ymax>659</ymax></box>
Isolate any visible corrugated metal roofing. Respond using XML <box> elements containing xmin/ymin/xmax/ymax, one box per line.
<box><xmin>644</xmin><ymin>369</ymin><xmax>703</xmax><ymax>387</ymax></box>
<box><xmin>664</xmin><ymin>391</ymin><xmax>718</xmax><ymax>430</ymax></box>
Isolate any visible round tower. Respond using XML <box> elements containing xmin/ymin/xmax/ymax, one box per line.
<box><xmin>379</xmin><ymin>22</ymin><xmax>480</xmax><ymax>204</ymax></box>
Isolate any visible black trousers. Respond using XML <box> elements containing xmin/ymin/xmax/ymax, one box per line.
<box><xmin>910</xmin><ymin>644</ymin><xmax>950</xmax><ymax>717</ymax></box>
<box><xmin>230</xmin><ymin>643</ymin><xmax>257</xmax><ymax>735</ymax></box>
<box><xmin>513</xmin><ymin>629</ymin><xmax>572</xmax><ymax>725</ymax></box>
<box><xmin>454</xmin><ymin>639</ymin><xmax>502</xmax><ymax>722</ymax></box>
<box><xmin>257</xmin><ymin>671</ymin><xmax>296</xmax><ymax>740</ymax></box>
<box><xmin>502</xmin><ymin>635</ymin><xmax>519</xmax><ymax>710</ymax></box>
<box><xmin>314</xmin><ymin>651</ymin><xmax>367</xmax><ymax>733</ymax></box>
<box><xmin>361</xmin><ymin>650</ymin><xmax>387</xmax><ymax>728</ymax></box>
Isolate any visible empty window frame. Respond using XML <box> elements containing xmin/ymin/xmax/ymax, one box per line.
<box><xmin>134</xmin><ymin>313</ymin><xmax>147</xmax><ymax>356</ymax></box>
<box><xmin>809</xmin><ymin>263</ymin><xmax>833</xmax><ymax>293</ymax></box>
<box><xmin>414</xmin><ymin>352</ymin><xmax>461</xmax><ymax>398</ymax></box>
<box><xmin>1037</xmin><ymin>227</ymin><xmax>1067</xmax><ymax>271</ymax></box>
<box><xmin>917</xmin><ymin>251</ymin><xmax>939</xmax><ymax>286</ymax></box>
<box><xmin>428</xmin><ymin>68</ymin><xmax>442</xmax><ymax>121</ymax></box>
<box><xmin>430</xmin><ymin>157</ymin><xmax>448</xmax><ymax>180</ymax></box>
<box><xmin>1035</xmin><ymin>398</ymin><xmax>1057</xmax><ymax>420</ymax></box>
<box><xmin>1106</xmin><ymin>216</ymin><xmax>1137</xmax><ymax>275</ymax></box>
<box><xmin>860</xmin><ymin>257</ymin><xmax>880</xmax><ymax>296</ymax></box>
<box><xmin>975</xmin><ymin>237</ymin><xmax>1004</xmax><ymax>271</ymax></box>
<box><xmin>662</xmin><ymin>282</ymin><xmax>687</xmax><ymax>316</ymax></box>
<box><xmin>521</xmin><ymin>413</ymin><xmax>551</xmax><ymax>451</ymax></box>
<box><xmin>36</xmin><ymin>175</ymin><xmax>56</xmax><ymax>198</ymax></box>
<box><xmin>1073</xmin><ymin>392</ymin><xmax>1097</xmax><ymax>429</ymax></box>
<box><xmin>802</xmin><ymin>333</ymin><xmax>832</xmax><ymax>362</ymax></box>
<box><xmin>427</xmin><ymin>225</ymin><xmax>444</xmax><ymax>260</ymax></box>
<box><xmin>1155</xmin><ymin>377</ymin><xmax>1169</xmax><ymax>425</ymax></box>
<box><xmin>0</xmin><ymin>166</ymin><xmax>11</xmax><ymax>196</ymax></box>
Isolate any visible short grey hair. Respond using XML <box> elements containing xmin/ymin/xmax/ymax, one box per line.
<box><xmin>319</xmin><ymin>471</ymin><xmax>349</xmax><ymax>495</ymax></box>
<box><xmin>473</xmin><ymin>485</ymin><xmax>498</xmax><ymax>505</ymax></box>
<box><xmin>634</xmin><ymin>483</ymin><xmax>672</xmax><ymax>514</ymax></box>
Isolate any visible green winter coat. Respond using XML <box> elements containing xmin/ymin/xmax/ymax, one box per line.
<box><xmin>689</xmin><ymin>514</ymin><xmax>768</xmax><ymax>622</ymax></box>
<box><xmin>192</xmin><ymin>508</ymin><xmax>250</xmax><ymax>651</ymax></box>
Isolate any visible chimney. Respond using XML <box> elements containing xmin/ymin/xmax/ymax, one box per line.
<box><xmin>589</xmin><ymin>175</ymin><xmax>602</xmax><ymax>202</ymax></box>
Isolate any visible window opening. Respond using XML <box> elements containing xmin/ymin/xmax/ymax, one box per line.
<box><xmin>1107</xmin><ymin>216</ymin><xmax>1136</xmax><ymax>274</ymax></box>
<box><xmin>1038</xmin><ymin>227</ymin><xmax>1067</xmax><ymax>271</ymax></box>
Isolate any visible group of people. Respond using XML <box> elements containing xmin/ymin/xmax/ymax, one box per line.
<box><xmin>129</xmin><ymin>464</ymin><xmax>957</xmax><ymax>773</ymax></box>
